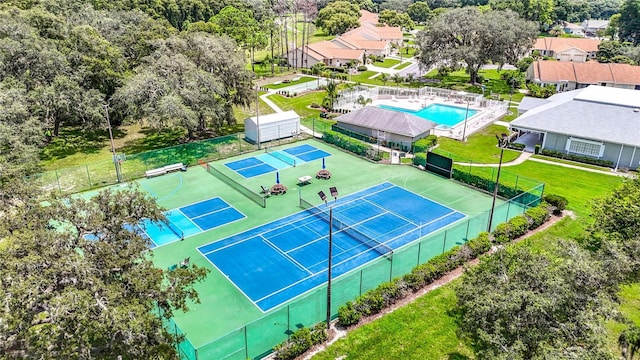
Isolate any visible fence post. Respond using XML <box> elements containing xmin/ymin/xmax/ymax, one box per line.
<box><xmin>442</xmin><ymin>231</ymin><xmax>447</xmax><ymax>254</ymax></box>
<box><xmin>417</xmin><ymin>241</ymin><xmax>421</xmax><ymax>266</ymax></box>
<box><xmin>55</xmin><ymin>170</ymin><xmax>61</xmax><ymax>194</ymax></box>
<box><xmin>86</xmin><ymin>165</ymin><xmax>92</xmax><ymax>188</ymax></box>
<box><xmin>244</xmin><ymin>326</ymin><xmax>248</xmax><ymax>360</ymax></box>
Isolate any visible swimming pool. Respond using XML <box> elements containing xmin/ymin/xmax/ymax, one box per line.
<box><xmin>379</xmin><ymin>104</ymin><xmax>478</xmax><ymax>127</ymax></box>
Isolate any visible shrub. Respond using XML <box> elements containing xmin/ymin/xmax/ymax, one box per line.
<box><xmin>506</xmin><ymin>142</ymin><xmax>525</xmax><ymax>151</ymax></box>
<box><xmin>534</xmin><ymin>144</ymin><xmax>541</xmax><ymax>154</ymax></box>
<box><xmin>466</xmin><ymin>232</ymin><xmax>492</xmax><ymax>257</ymax></box>
<box><xmin>540</xmin><ymin>149</ymin><xmax>613</xmax><ymax>167</ymax></box>
<box><xmin>543</xmin><ymin>194</ymin><xmax>568</xmax><ymax>215</ymax></box>
<box><xmin>524</xmin><ymin>206</ymin><xmax>550</xmax><ymax>229</ymax></box>
<box><xmin>492</xmin><ymin>223</ymin><xmax>512</xmax><ymax>244</ymax></box>
<box><xmin>357</xmin><ymin>65</ymin><xmax>368</xmax><ymax>71</ymax></box>
<box><xmin>413</xmin><ymin>152</ymin><xmax>426</xmax><ymax>166</ymax></box>
<box><xmin>337</xmin><ymin>301</ymin><xmax>361</xmax><ymax>326</ymax></box>
<box><xmin>323</xmin><ymin>130</ymin><xmax>370</xmax><ymax>156</ymax></box>
<box><xmin>310</xmin><ymin>102</ymin><xmax>321</xmax><ymax>108</ymax></box>
<box><xmin>273</xmin><ymin>324</ymin><xmax>327</xmax><ymax>360</ymax></box>
<box><xmin>508</xmin><ymin>215</ymin><xmax>529</xmax><ymax>239</ymax></box>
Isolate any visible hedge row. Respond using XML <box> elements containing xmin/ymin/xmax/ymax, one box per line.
<box><xmin>272</xmin><ymin>323</ymin><xmax>328</xmax><ymax>360</ymax></box>
<box><xmin>451</xmin><ymin>169</ymin><xmax>541</xmax><ymax>206</ymax></box>
<box><xmin>412</xmin><ymin>135</ymin><xmax>438</xmax><ymax>153</ymax></box>
<box><xmin>540</xmin><ymin>149</ymin><xmax>613</xmax><ymax>167</ymax></box>
<box><xmin>323</xmin><ymin>130</ymin><xmax>370</xmax><ymax>157</ymax></box>
<box><xmin>337</xmin><ymin>202</ymin><xmax>555</xmax><ymax>328</ymax></box>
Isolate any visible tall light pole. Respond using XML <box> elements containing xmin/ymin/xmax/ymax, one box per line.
<box><xmin>319</xmin><ymin>187</ymin><xmax>338</xmax><ymax>329</ymax></box>
<box><xmin>104</xmin><ymin>104</ymin><xmax>122</xmax><ymax>183</ymax></box>
<box><xmin>487</xmin><ymin>136</ymin><xmax>509</xmax><ymax>232</ymax></box>
<box><xmin>459</xmin><ymin>91</ymin><xmax>470</xmax><ymax>142</ymax></box>
<box><xmin>255</xmin><ymin>83</ymin><xmax>261</xmax><ymax>150</ymax></box>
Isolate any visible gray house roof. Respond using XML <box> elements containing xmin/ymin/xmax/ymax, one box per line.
<box><xmin>517</xmin><ymin>97</ymin><xmax>550</xmax><ymax>113</ymax></box>
<box><xmin>511</xmin><ymin>86</ymin><xmax>640</xmax><ymax>148</ymax></box>
<box><xmin>336</xmin><ymin>106</ymin><xmax>436</xmax><ymax>138</ymax></box>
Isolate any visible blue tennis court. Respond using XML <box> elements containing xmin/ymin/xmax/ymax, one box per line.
<box><xmin>198</xmin><ymin>182</ymin><xmax>465</xmax><ymax>311</ymax></box>
<box><xmin>140</xmin><ymin>197</ymin><xmax>245</xmax><ymax>248</ymax></box>
<box><xmin>224</xmin><ymin>145</ymin><xmax>332</xmax><ymax>178</ymax></box>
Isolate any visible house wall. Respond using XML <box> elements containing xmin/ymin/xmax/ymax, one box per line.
<box><xmin>556</xmin><ymin>48</ymin><xmax>587</xmax><ymax>62</ymax></box>
<box><xmin>542</xmin><ymin>132</ymin><xmax>639</xmax><ymax>169</ymax></box>
<box><xmin>335</xmin><ymin>122</ymin><xmax>421</xmax><ymax>151</ymax></box>
<box><xmin>286</xmin><ymin>49</ymin><xmax>322</xmax><ymax>68</ymax></box>
<box><xmin>244</xmin><ymin>117</ymin><xmax>300</xmax><ymax>144</ymax></box>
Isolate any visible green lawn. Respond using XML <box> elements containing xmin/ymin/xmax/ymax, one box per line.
<box><xmin>394</xmin><ymin>61</ymin><xmax>412</xmax><ymax>70</ymax></box>
<box><xmin>266</xmin><ymin>92</ymin><xmax>326</xmax><ymax>118</ymax></box>
<box><xmin>372</xmin><ymin>58</ymin><xmax>401</xmax><ymax>68</ymax></box>
<box><xmin>433</xmin><ymin>124</ymin><xmax>522</xmax><ymax>164</ymax></box>
<box><xmin>350</xmin><ymin>71</ymin><xmax>386</xmax><ymax>86</ymax></box>
<box><xmin>311</xmin><ymin>283</ymin><xmax>474</xmax><ymax>360</ymax></box>
<box><xmin>262</xmin><ymin>76</ymin><xmax>316</xmax><ymax>89</ymax></box>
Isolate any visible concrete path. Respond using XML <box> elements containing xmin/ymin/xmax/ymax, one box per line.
<box><xmin>455</xmin><ymin>152</ymin><xmax>533</xmax><ymax>168</ymax></box>
<box><xmin>260</xmin><ymin>90</ymin><xmax>283</xmax><ymax>113</ymax></box>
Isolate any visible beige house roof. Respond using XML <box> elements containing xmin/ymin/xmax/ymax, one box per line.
<box><xmin>342</xmin><ymin>22</ymin><xmax>402</xmax><ymax>43</ymax></box>
<box><xmin>359</xmin><ymin>9</ymin><xmax>378</xmax><ymax>25</ymax></box>
<box><xmin>305</xmin><ymin>41</ymin><xmax>364</xmax><ymax>61</ymax></box>
<box><xmin>530</xmin><ymin>60</ymin><xmax>640</xmax><ymax>85</ymax></box>
<box><xmin>334</xmin><ymin>35</ymin><xmax>388</xmax><ymax>50</ymax></box>
<box><xmin>533</xmin><ymin>37</ymin><xmax>601</xmax><ymax>53</ymax></box>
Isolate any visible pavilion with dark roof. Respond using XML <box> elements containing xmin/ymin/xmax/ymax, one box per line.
<box><xmin>334</xmin><ymin>107</ymin><xmax>437</xmax><ymax>151</ymax></box>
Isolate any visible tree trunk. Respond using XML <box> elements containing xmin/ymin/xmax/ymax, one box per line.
<box><xmin>468</xmin><ymin>64</ymin><xmax>481</xmax><ymax>84</ymax></box>
<box><xmin>270</xmin><ymin>29</ymin><xmax>275</xmax><ymax>75</ymax></box>
<box><xmin>284</xmin><ymin>15</ymin><xmax>290</xmax><ymax>71</ymax></box>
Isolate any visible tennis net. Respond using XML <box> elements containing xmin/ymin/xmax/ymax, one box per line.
<box><xmin>206</xmin><ymin>164</ymin><xmax>266</xmax><ymax>208</ymax></box>
<box><xmin>165</xmin><ymin>220</ymin><xmax>184</xmax><ymax>240</ymax></box>
<box><xmin>300</xmin><ymin>198</ymin><xmax>392</xmax><ymax>257</ymax></box>
<box><xmin>265</xmin><ymin>148</ymin><xmax>296</xmax><ymax>167</ymax></box>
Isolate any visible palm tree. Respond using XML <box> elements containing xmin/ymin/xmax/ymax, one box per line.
<box><xmin>405</xmin><ymin>73</ymin><xmax>415</xmax><ymax>85</ymax></box>
<box><xmin>311</xmin><ymin>63</ymin><xmax>326</xmax><ymax>87</ymax></box>
<box><xmin>356</xmin><ymin>95</ymin><xmax>372</xmax><ymax>108</ymax></box>
<box><xmin>322</xmin><ymin>80</ymin><xmax>338</xmax><ymax>110</ymax></box>
<box><xmin>379</xmin><ymin>73</ymin><xmax>389</xmax><ymax>86</ymax></box>
<box><xmin>549</xmin><ymin>25</ymin><xmax>565</xmax><ymax>37</ymax></box>
<box><xmin>392</xmin><ymin>73</ymin><xmax>404</xmax><ymax>92</ymax></box>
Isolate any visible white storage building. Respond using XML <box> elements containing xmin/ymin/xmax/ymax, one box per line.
<box><xmin>244</xmin><ymin>110</ymin><xmax>301</xmax><ymax>144</ymax></box>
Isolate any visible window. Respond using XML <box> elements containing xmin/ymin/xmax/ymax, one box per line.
<box><xmin>565</xmin><ymin>138</ymin><xmax>604</xmax><ymax>157</ymax></box>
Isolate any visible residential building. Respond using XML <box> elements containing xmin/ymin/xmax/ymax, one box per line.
<box><xmin>286</xmin><ymin>41</ymin><xmax>364</xmax><ymax>68</ymax></box>
<box><xmin>286</xmin><ymin>10</ymin><xmax>403</xmax><ymax>68</ymax></box>
<box><xmin>526</xmin><ymin>61</ymin><xmax>640</xmax><ymax>92</ymax></box>
<box><xmin>531</xmin><ymin>37</ymin><xmax>601</xmax><ymax>62</ymax></box>
<box><xmin>334</xmin><ymin>107</ymin><xmax>436</xmax><ymax>151</ymax></box>
<box><xmin>581</xmin><ymin>19</ymin><xmax>609</xmax><ymax>37</ymax></box>
<box><xmin>511</xmin><ymin>86</ymin><xmax>640</xmax><ymax>170</ymax></box>
<box><xmin>562</xmin><ymin>21</ymin><xmax>584</xmax><ymax>36</ymax></box>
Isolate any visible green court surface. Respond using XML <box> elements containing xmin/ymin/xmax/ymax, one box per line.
<box><xmin>109</xmin><ymin>139</ymin><xmax>535</xmax><ymax>359</ymax></box>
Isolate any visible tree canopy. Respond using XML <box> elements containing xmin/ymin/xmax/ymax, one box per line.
<box><xmin>619</xmin><ymin>0</ymin><xmax>640</xmax><ymax>45</ymax></box>
<box><xmin>315</xmin><ymin>1</ymin><xmax>361</xmax><ymax>35</ymax></box>
<box><xmin>0</xmin><ymin>183</ymin><xmax>209</xmax><ymax>357</ymax></box>
<box><xmin>415</xmin><ymin>8</ymin><xmax>538</xmax><ymax>84</ymax></box>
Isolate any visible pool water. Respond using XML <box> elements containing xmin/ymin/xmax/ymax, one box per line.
<box><xmin>379</xmin><ymin>104</ymin><xmax>478</xmax><ymax>127</ymax></box>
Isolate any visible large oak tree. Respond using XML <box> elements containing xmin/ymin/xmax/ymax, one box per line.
<box><xmin>415</xmin><ymin>8</ymin><xmax>538</xmax><ymax>84</ymax></box>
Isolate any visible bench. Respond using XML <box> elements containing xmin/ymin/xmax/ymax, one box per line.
<box><xmin>164</xmin><ymin>163</ymin><xmax>187</xmax><ymax>173</ymax></box>
<box><xmin>145</xmin><ymin>163</ymin><xmax>186</xmax><ymax>178</ymax></box>
<box><xmin>145</xmin><ymin>168</ymin><xmax>167</xmax><ymax>178</ymax></box>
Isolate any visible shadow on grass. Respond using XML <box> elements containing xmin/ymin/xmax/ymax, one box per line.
<box><xmin>448</xmin><ymin>352</ymin><xmax>471</xmax><ymax>360</ymax></box>
<box><xmin>40</xmin><ymin>127</ymin><xmax>127</xmax><ymax>161</ymax></box>
<box><xmin>120</xmin><ymin>127</ymin><xmax>186</xmax><ymax>154</ymax></box>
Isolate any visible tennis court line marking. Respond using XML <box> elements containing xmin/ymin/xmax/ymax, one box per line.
<box><xmin>260</xmin><ymin>235</ymin><xmax>313</xmax><ymax>276</ymax></box>
<box><xmin>199</xmin><ymin>183</ymin><xmax>398</xmax><ymax>256</ymax></box>
<box><xmin>362</xmin><ymin>198</ymin><xmax>418</xmax><ymax>227</ymax></box>
<box><xmin>189</xmin><ymin>206</ymin><xmax>241</xmax><ymax>221</ymax></box>
<box><xmin>173</xmin><ymin>208</ymin><xmax>204</xmax><ymax>232</ymax></box>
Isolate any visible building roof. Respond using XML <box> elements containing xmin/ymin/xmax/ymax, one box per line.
<box><xmin>305</xmin><ymin>41</ymin><xmax>364</xmax><ymax>61</ymax></box>
<box><xmin>342</xmin><ymin>22</ymin><xmax>403</xmax><ymax>42</ymax></box>
<box><xmin>336</xmin><ymin>107</ymin><xmax>436</xmax><ymax>138</ymax></box>
<box><xmin>333</xmin><ymin>36</ymin><xmax>388</xmax><ymax>51</ymax></box>
<box><xmin>246</xmin><ymin>110</ymin><xmax>299</xmax><ymax>125</ymax></box>
<box><xmin>510</xmin><ymin>86</ymin><xmax>640</xmax><ymax>148</ymax></box>
<box><xmin>530</xmin><ymin>61</ymin><xmax>640</xmax><ymax>85</ymax></box>
<box><xmin>517</xmin><ymin>97</ymin><xmax>550</xmax><ymax>112</ymax></box>
<box><xmin>359</xmin><ymin>9</ymin><xmax>378</xmax><ymax>25</ymax></box>
<box><xmin>562</xmin><ymin>21</ymin><xmax>582</xmax><ymax>30</ymax></box>
<box><xmin>581</xmin><ymin>19</ymin><xmax>609</xmax><ymax>30</ymax></box>
<box><xmin>532</xmin><ymin>37</ymin><xmax>601</xmax><ymax>53</ymax></box>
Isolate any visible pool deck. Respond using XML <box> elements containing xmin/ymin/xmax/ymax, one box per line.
<box><xmin>372</xmin><ymin>96</ymin><xmax>507</xmax><ymax>140</ymax></box>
